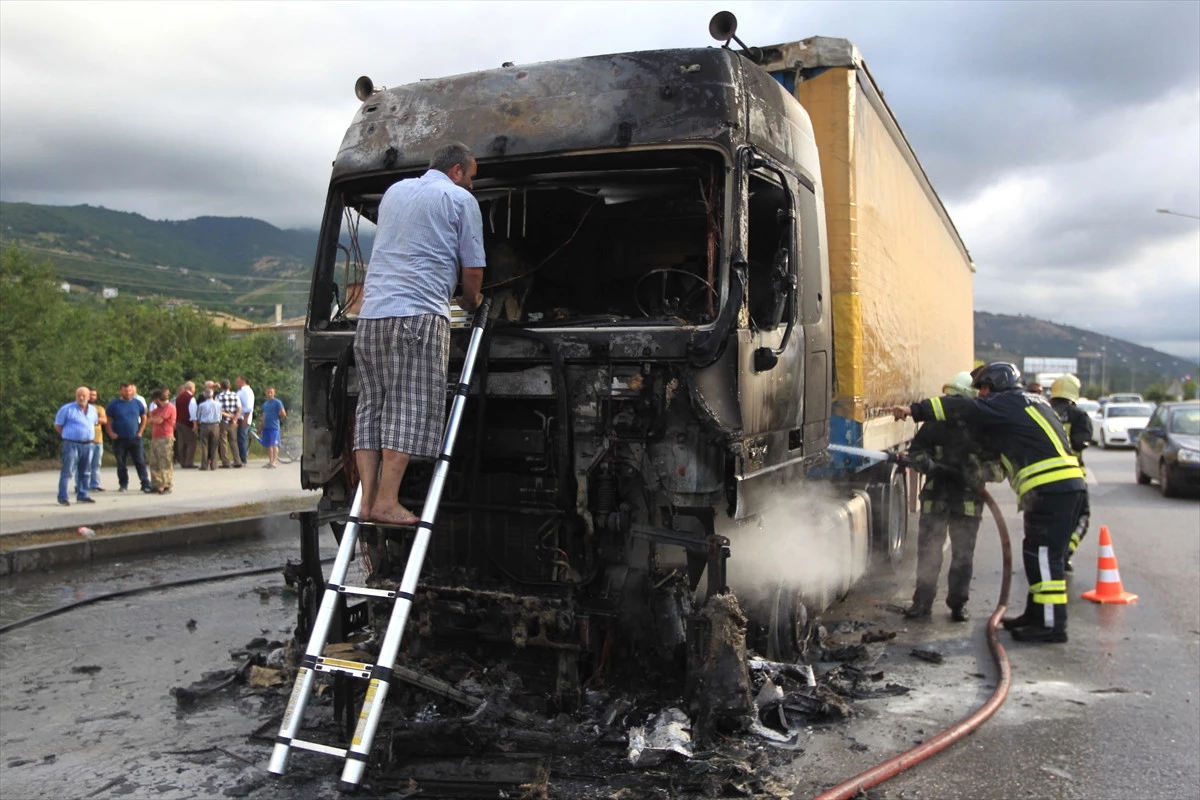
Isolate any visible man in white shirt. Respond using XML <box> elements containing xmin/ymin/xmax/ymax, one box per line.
<box><xmin>353</xmin><ymin>142</ymin><xmax>485</xmax><ymax>526</ymax></box>
<box><xmin>235</xmin><ymin>376</ymin><xmax>255</xmax><ymax>466</ymax></box>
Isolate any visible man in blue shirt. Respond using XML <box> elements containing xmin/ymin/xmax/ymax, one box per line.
<box><xmin>259</xmin><ymin>385</ymin><xmax>286</xmax><ymax>468</ymax></box>
<box><xmin>105</xmin><ymin>382</ymin><xmax>154</xmax><ymax>493</ymax></box>
<box><xmin>353</xmin><ymin>142</ymin><xmax>486</xmax><ymax>526</ymax></box>
<box><xmin>54</xmin><ymin>386</ymin><xmax>98</xmax><ymax>506</ymax></box>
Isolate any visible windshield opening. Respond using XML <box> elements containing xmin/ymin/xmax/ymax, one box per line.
<box><xmin>324</xmin><ymin>149</ymin><xmax>726</xmax><ymax>328</ymax></box>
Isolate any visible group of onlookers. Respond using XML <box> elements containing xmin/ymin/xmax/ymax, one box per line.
<box><xmin>52</xmin><ymin>376</ymin><xmax>287</xmax><ymax>506</ymax></box>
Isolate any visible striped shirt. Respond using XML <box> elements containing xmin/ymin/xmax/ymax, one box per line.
<box><xmin>359</xmin><ymin>169</ymin><xmax>486</xmax><ymax>321</ymax></box>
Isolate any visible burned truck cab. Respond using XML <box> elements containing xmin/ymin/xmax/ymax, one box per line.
<box><xmin>297</xmin><ymin>46</ymin><xmax>838</xmax><ymax>691</ymax></box>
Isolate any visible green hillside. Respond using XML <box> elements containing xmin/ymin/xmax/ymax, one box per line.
<box><xmin>0</xmin><ymin>202</ymin><xmax>318</xmax><ymax>320</ymax></box>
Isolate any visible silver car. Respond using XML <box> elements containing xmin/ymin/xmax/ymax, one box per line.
<box><xmin>1098</xmin><ymin>403</ymin><xmax>1155</xmax><ymax>448</ymax></box>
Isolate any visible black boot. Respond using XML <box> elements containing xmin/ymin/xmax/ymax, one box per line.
<box><xmin>950</xmin><ymin>605</ymin><xmax>969</xmax><ymax>623</ymax></box>
<box><xmin>1011</xmin><ymin>626</ymin><xmax>1067</xmax><ymax>644</ymax></box>
<box><xmin>903</xmin><ymin>602</ymin><xmax>932</xmax><ymax>620</ymax></box>
<box><xmin>1002</xmin><ymin>612</ymin><xmax>1035</xmax><ymax>631</ymax></box>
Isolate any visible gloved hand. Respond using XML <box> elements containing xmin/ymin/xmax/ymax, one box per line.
<box><xmin>902</xmin><ymin>451</ymin><xmax>934</xmax><ymax>473</ymax></box>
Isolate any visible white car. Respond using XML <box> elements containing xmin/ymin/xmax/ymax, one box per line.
<box><xmin>1098</xmin><ymin>403</ymin><xmax>1155</xmax><ymax>448</ymax></box>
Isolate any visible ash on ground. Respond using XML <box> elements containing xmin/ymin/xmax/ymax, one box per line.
<box><xmin>173</xmin><ymin>600</ymin><xmax>915</xmax><ymax>799</ymax></box>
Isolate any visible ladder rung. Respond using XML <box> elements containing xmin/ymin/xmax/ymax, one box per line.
<box><xmin>338</xmin><ymin>585</ymin><xmax>398</xmax><ymax>600</ymax></box>
<box><xmin>315</xmin><ymin>657</ymin><xmax>373</xmax><ymax>679</ymax></box>
<box><xmin>289</xmin><ymin>738</ymin><xmax>348</xmax><ymax>759</ymax></box>
<box><xmin>357</xmin><ymin>521</ymin><xmax>418</xmax><ymax>531</ymax></box>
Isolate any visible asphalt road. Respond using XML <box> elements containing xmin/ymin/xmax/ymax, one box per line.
<box><xmin>790</xmin><ymin>446</ymin><xmax>1200</xmax><ymax>799</ymax></box>
<box><xmin>0</xmin><ymin>447</ymin><xmax>1195</xmax><ymax>800</ymax></box>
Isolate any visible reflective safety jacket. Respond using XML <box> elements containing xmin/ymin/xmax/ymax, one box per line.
<box><xmin>908</xmin><ymin>419</ymin><xmax>994</xmax><ymax>517</ymax></box>
<box><xmin>1050</xmin><ymin>397</ymin><xmax>1092</xmax><ymax>462</ymax></box>
<box><xmin>910</xmin><ymin>390</ymin><xmax>1087</xmax><ymax>501</ymax></box>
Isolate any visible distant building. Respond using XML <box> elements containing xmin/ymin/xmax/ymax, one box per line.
<box><xmin>102</xmin><ymin>287</ymin><xmax>119</xmax><ymax>299</ymax></box>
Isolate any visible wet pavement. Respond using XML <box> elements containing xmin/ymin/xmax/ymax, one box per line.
<box><xmin>0</xmin><ymin>527</ymin><xmax>344</xmax><ymax>800</ymax></box>
<box><xmin>1</xmin><ymin>449</ymin><xmax>1196</xmax><ymax>799</ymax></box>
<box><xmin>0</xmin><ymin>460</ymin><xmax>314</xmax><ymax>536</ymax></box>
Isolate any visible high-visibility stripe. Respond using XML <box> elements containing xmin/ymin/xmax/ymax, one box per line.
<box><xmin>1033</xmin><ymin>592</ymin><xmax>1068</xmax><ymax>605</ymax></box>
<box><xmin>1026</xmin><ymin>406</ymin><xmax>1072</xmax><ymax>459</ymax></box>
<box><xmin>931</xmin><ymin>397</ymin><xmax>946</xmax><ymax>422</ymax></box>
<box><xmin>963</xmin><ymin>500</ymin><xmax>976</xmax><ymax>516</ymax></box>
<box><xmin>1019</xmin><ymin>467</ymin><xmax>1085</xmax><ymax>496</ymax></box>
<box><xmin>1000</xmin><ymin>454</ymin><xmax>1014</xmax><ymax>478</ymax></box>
<box><xmin>922</xmin><ymin>500</ymin><xmax>933</xmax><ymax>514</ymax></box>
<box><xmin>1098</xmin><ymin>568</ymin><xmax>1121</xmax><ymax>583</ymax></box>
<box><xmin>1038</xmin><ymin>546</ymin><xmax>1054</xmax><ymax>627</ymax></box>
<box><xmin>1013</xmin><ymin>456</ymin><xmax>1079</xmax><ymax>486</ymax></box>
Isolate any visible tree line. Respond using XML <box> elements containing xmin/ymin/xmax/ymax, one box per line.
<box><xmin>0</xmin><ymin>247</ymin><xmax>302</xmax><ymax>465</ymax></box>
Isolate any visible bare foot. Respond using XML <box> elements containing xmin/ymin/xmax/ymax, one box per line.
<box><xmin>369</xmin><ymin>504</ymin><xmax>419</xmax><ymax>527</ymax></box>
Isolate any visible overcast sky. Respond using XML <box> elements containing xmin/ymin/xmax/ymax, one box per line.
<box><xmin>2</xmin><ymin>0</ymin><xmax>1198</xmax><ymax>360</ymax></box>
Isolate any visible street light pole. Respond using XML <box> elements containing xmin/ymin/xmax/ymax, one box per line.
<box><xmin>1156</xmin><ymin>208</ymin><xmax>1200</xmax><ymax>220</ymax></box>
<box><xmin>1101</xmin><ymin>346</ymin><xmax>1107</xmax><ymax>394</ymax></box>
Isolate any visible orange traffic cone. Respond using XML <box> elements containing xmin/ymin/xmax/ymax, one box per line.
<box><xmin>1081</xmin><ymin>526</ymin><xmax>1138</xmax><ymax>604</ymax></box>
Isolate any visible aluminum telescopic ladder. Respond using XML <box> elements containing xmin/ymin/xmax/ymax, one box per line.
<box><xmin>268</xmin><ymin>299</ymin><xmax>491</xmax><ymax>789</ymax></box>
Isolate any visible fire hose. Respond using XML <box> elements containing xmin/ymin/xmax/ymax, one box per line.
<box><xmin>816</xmin><ymin>446</ymin><xmax>1013</xmax><ymax>800</ymax></box>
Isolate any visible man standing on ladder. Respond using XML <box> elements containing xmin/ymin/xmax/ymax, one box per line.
<box><xmin>354</xmin><ymin>141</ymin><xmax>486</xmax><ymax>526</ymax></box>
<box><xmin>889</xmin><ymin>362</ymin><xmax>1087</xmax><ymax>644</ymax></box>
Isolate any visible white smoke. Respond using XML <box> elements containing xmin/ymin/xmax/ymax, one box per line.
<box><xmin>719</xmin><ymin>481</ymin><xmax>869</xmax><ymax>610</ymax></box>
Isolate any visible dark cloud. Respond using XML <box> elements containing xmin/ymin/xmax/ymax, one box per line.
<box><xmin>1</xmin><ymin>0</ymin><xmax>1197</xmax><ymax>359</ymax></box>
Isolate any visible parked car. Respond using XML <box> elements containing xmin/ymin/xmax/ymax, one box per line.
<box><xmin>1097</xmin><ymin>402</ymin><xmax>1154</xmax><ymax>448</ymax></box>
<box><xmin>1077</xmin><ymin>399</ymin><xmax>1102</xmax><ymax>443</ymax></box>
<box><xmin>1135</xmin><ymin>401</ymin><xmax>1200</xmax><ymax>497</ymax></box>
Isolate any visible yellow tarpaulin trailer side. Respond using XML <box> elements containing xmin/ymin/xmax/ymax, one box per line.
<box><xmin>763</xmin><ymin>39</ymin><xmax>974</xmax><ymax>445</ymax></box>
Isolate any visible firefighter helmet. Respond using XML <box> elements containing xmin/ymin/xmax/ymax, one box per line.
<box><xmin>943</xmin><ymin>371</ymin><xmax>977</xmax><ymax>398</ymax></box>
<box><xmin>1050</xmin><ymin>375</ymin><xmax>1082</xmax><ymax>402</ymax></box>
<box><xmin>971</xmin><ymin>362</ymin><xmax>1023</xmax><ymax>392</ymax></box>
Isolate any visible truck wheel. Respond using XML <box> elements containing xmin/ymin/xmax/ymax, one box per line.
<box><xmin>764</xmin><ymin>582</ymin><xmax>815</xmax><ymax>662</ymax></box>
<box><xmin>870</xmin><ymin>464</ymin><xmax>909</xmax><ymax>572</ymax></box>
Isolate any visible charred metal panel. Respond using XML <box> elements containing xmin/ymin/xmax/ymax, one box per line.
<box><xmin>334</xmin><ymin>48</ymin><xmax>745</xmax><ymax>179</ymax></box>
<box><xmin>739</xmin><ymin>62</ymin><xmax>823</xmax><ymax>189</ymax></box>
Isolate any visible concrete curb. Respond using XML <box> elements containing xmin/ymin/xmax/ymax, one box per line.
<box><xmin>0</xmin><ymin>512</ymin><xmax>299</xmax><ymax>576</ymax></box>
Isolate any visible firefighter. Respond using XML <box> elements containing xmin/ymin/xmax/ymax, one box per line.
<box><xmin>888</xmin><ymin>362</ymin><xmax>1087</xmax><ymax>644</ymax></box>
<box><xmin>903</xmin><ymin>371</ymin><xmax>999</xmax><ymax>623</ymax></box>
<box><xmin>1049</xmin><ymin>375</ymin><xmax>1093</xmax><ymax>571</ymax></box>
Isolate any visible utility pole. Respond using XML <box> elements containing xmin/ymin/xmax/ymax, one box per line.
<box><xmin>1100</xmin><ymin>346</ymin><xmax>1107</xmax><ymax>394</ymax></box>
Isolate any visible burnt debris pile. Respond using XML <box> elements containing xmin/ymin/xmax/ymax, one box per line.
<box><xmin>183</xmin><ymin>605</ymin><xmax>918</xmax><ymax>798</ymax></box>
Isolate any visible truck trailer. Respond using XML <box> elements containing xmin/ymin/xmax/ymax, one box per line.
<box><xmin>290</xmin><ymin>16</ymin><xmax>973</xmax><ymax>727</ymax></box>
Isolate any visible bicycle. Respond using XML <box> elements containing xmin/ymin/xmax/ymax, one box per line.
<box><xmin>249</xmin><ymin>425</ymin><xmax>302</xmax><ymax>464</ymax></box>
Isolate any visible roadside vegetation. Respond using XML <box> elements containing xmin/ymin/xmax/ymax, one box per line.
<box><xmin>0</xmin><ymin>247</ymin><xmax>302</xmax><ymax>466</ymax></box>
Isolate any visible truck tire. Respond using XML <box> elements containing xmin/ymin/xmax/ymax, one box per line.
<box><xmin>869</xmin><ymin>464</ymin><xmax>909</xmax><ymax>572</ymax></box>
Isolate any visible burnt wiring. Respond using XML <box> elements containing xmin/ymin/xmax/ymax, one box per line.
<box><xmin>332</xmin><ymin>206</ymin><xmax>368</xmax><ymax>321</ymax></box>
<box><xmin>484</xmin><ymin>200</ymin><xmax>600</xmax><ymax>291</ymax></box>
<box><xmin>698</xmin><ymin>168</ymin><xmax>722</xmax><ymax>317</ymax></box>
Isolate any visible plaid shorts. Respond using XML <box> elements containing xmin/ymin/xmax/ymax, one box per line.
<box><xmin>353</xmin><ymin>314</ymin><xmax>449</xmax><ymax>458</ymax></box>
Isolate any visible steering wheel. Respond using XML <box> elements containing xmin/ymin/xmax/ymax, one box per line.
<box><xmin>633</xmin><ymin>269</ymin><xmax>714</xmax><ymax>319</ymax></box>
